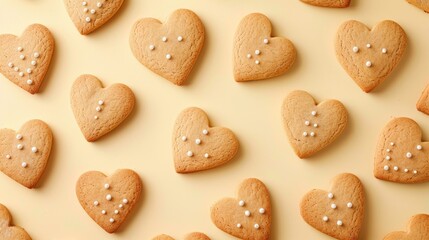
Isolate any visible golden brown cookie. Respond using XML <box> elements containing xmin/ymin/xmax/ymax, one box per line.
<box><xmin>152</xmin><ymin>232</ymin><xmax>210</xmax><ymax>240</ymax></box>
<box><xmin>406</xmin><ymin>0</ymin><xmax>429</xmax><ymax>12</ymax></box>
<box><xmin>0</xmin><ymin>120</ymin><xmax>53</xmax><ymax>188</ymax></box>
<box><xmin>335</xmin><ymin>20</ymin><xmax>407</xmax><ymax>92</ymax></box>
<box><xmin>281</xmin><ymin>90</ymin><xmax>348</xmax><ymax>158</ymax></box>
<box><xmin>233</xmin><ymin>13</ymin><xmax>296</xmax><ymax>82</ymax></box>
<box><xmin>374</xmin><ymin>117</ymin><xmax>429</xmax><ymax>183</ymax></box>
<box><xmin>416</xmin><ymin>83</ymin><xmax>429</xmax><ymax>115</ymax></box>
<box><xmin>129</xmin><ymin>9</ymin><xmax>205</xmax><ymax>86</ymax></box>
<box><xmin>70</xmin><ymin>74</ymin><xmax>135</xmax><ymax>142</ymax></box>
<box><xmin>384</xmin><ymin>214</ymin><xmax>429</xmax><ymax>240</ymax></box>
<box><xmin>0</xmin><ymin>24</ymin><xmax>54</xmax><ymax>94</ymax></box>
<box><xmin>300</xmin><ymin>173</ymin><xmax>365</xmax><ymax>240</ymax></box>
<box><xmin>211</xmin><ymin>178</ymin><xmax>271</xmax><ymax>240</ymax></box>
<box><xmin>76</xmin><ymin>169</ymin><xmax>142</xmax><ymax>233</ymax></box>
<box><xmin>172</xmin><ymin>107</ymin><xmax>239</xmax><ymax>173</ymax></box>
<box><xmin>63</xmin><ymin>0</ymin><xmax>124</xmax><ymax>35</ymax></box>
<box><xmin>0</xmin><ymin>204</ymin><xmax>32</xmax><ymax>240</ymax></box>
<box><xmin>300</xmin><ymin>0</ymin><xmax>351</xmax><ymax>7</ymax></box>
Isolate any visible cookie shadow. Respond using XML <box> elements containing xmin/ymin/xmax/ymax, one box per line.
<box><xmin>34</xmin><ymin>125</ymin><xmax>57</xmax><ymax>188</ymax></box>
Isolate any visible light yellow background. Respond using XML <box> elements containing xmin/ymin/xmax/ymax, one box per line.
<box><xmin>0</xmin><ymin>0</ymin><xmax>428</xmax><ymax>239</ymax></box>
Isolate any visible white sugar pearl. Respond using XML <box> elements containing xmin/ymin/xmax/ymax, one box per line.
<box><xmin>263</xmin><ymin>38</ymin><xmax>269</xmax><ymax>44</ymax></box>
<box><xmin>186</xmin><ymin>151</ymin><xmax>193</xmax><ymax>157</ymax></box>
<box><xmin>94</xmin><ymin>116</ymin><xmax>99</xmax><ymax>120</ymax></box>
<box><xmin>382</xmin><ymin>48</ymin><xmax>387</xmax><ymax>54</ymax></box>
<box><xmin>119</xmin><ymin>204</ymin><xmax>123</xmax><ymax>208</ymax></box>
<box><xmin>17</xmin><ymin>144</ymin><xmax>23</xmax><ymax>150</ymax></box>
<box><xmin>245</xmin><ymin>210</ymin><xmax>251</xmax><ymax>216</ymax></box>
<box><xmin>311</xmin><ymin>110</ymin><xmax>317</xmax><ymax>116</ymax></box>
<box><xmin>259</xmin><ymin>208</ymin><xmax>265</xmax><ymax>214</ymax></box>
<box><xmin>384</xmin><ymin>165</ymin><xmax>389</xmax><ymax>171</ymax></box>
<box><xmin>101</xmin><ymin>210</ymin><xmax>106</xmax><ymax>214</ymax></box>
<box><xmin>14</xmin><ymin>67</ymin><xmax>19</xmax><ymax>72</ymax></box>
<box><xmin>303</xmin><ymin>132</ymin><xmax>308</xmax><ymax>137</ymax></box>
<box><xmin>386</xmin><ymin>149</ymin><xmax>391</xmax><ymax>152</ymax></box>
<box><xmin>82</xmin><ymin>1</ymin><xmax>87</xmax><ymax>6</ymax></box>
<box><xmin>385</xmin><ymin>156</ymin><xmax>391</xmax><ymax>161</ymax></box>
<box><xmin>31</xmin><ymin>60</ymin><xmax>37</xmax><ymax>66</ymax></box>
<box><xmin>352</xmin><ymin>46</ymin><xmax>359</xmax><ymax>53</ymax></box>
<box><xmin>195</xmin><ymin>139</ymin><xmax>201</xmax><ymax>145</ymax></box>
<box><xmin>417</xmin><ymin>145</ymin><xmax>422</xmax><ymax>150</ymax></box>
<box><xmin>26</xmin><ymin>68</ymin><xmax>32</xmax><ymax>74</ymax></box>
<box><xmin>406</xmin><ymin>152</ymin><xmax>412</xmax><ymax>158</ymax></box>
<box><xmin>204</xmin><ymin>153</ymin><xmax>209</xmax><ymax>158</ymax></box>
<box><xmin>96</xmin><ymin>106</ymin><xmax>102</xmax><ymax>112</ymax></box>
<box><xmin>166</xmin><ymin>54</ymin><xmax>172</xmax><ymax>60</ymax></box>
<box><xmin>16</xmin><ymin>134</ymin><xmax>22</xmax><ymax>140</ymax></box>
<box><xmin>177</xmin><ymin>36</ymin><xmax>183</xmax><ymax>42</ymax></box>
<box><xmin>413</xmin><ymin>170</ymin><xmax>418</xmax><ymax>174</ymax></box>
<box><xmin>104</xmin><ymin>183</ymin><xmax>110</xmax><ymax>189</ymax></box>
<box><xmin>17</xmin><ymin>47</ymin><xmax>23</xmax><ymax>52</ymax></box>
<box><xmin>254</xmin><ymin>223</ymin><xmax>260</xmax><ymax>229</ymax></box>
<box><xmin>393</xmin><ymin>166</ymin><xmax>399</xmax><ymax>171</ymax></box>
<box><xmin>98</xmin><ymin>100</ymin><xmax>104</xmax><ymax>106</ymax></box>
<box><xmin>83</xmin><ymin>8</ymin><xmax>88</xmax><ymax>12</ymax></box>
<box><xmin>404</xmin><ymin>168</ymin><xmax>409</xmax><ymax>173</ymax></box>
<box><xmin>106</xmin><ymin>194</ymin><xmax>112</xmax><ymax>201</ymax></box>
<box><xmin>20</xmin><ymin>55</ymin><xmax>25</xmax><ymax>60</ymax></box>
<box><xmin>93</xmin><ymin>201</ymin><xmax>99</xmax><ymax>206</ymax></box>
<box><xmin>90</xmin><ymin>9</ymin><xmax>96</xmax><ymax>14</ymax></box>
<box><xmin>246</xmin><ymin>53</ymin><xmax>251</xmax><ymax>59</ymax></box>
<box><xmin>313</xmin><ymin>123</ymin><xmax>318</xmax><ymax>128</ymax></box>
<box><xmin>181</xmin><ymin>136</ymin><xmax>187</xmax><ymax>141</ymax></box>
<box><xmin>21</xmin><ymin>162</ymin><xmax>27</xmax><ymax>168</ymax></box>
<box><xmin>304</xmin><ymin>120</ymin><xmax>310</xmax><ymax>126</ymax></box>
<box><xmin>114</xmin><ymin>210</ymin><xmax>119</xmax><ymax>214</ymax></box>
<box><xmin>365</xmin><ymin>61</ymin><xmax>372</xmax><ymax>67</ymax></box>
<box><xmin>366</xmin><ymin>43</ymin><xmax>371</xmax><ymax>48</ymax></box>
<box><xmin>390</xmin><ymin>142</ymin><xmax>395</xmax><ymax>146</ymax></box>
<box><xmin>85</xmin><ymin>17</ymin><xmax>91</xmax><ymax>23</ymax></box>
<box><xmin>109</xmin><ymin>218</ymin><xmax>115</xmax><ymax>223</ymax></box>
<box><xmin>331</xmin><ymin>203</ymin><xmax>337</xmax><ymax>209</ymax></box>
<box><xmin>323</xmin><ymin>216</ymin><xmax>329</xmax><ymax>222</ymax></box>
<box><xmin>31</xmin><ymin>147</ymin><xmax>37</xmax><ymax>153</ymax></box>
<box><xmin>239</xmin><ymin>200</ymin><xmax>245</xmax><ymax>206</ymax></box>
<box><xmin>6</xmin><ymin>155</ymin><xmax>11</xmax><ymax>159</ymax></box>
<box><xmin>162</xmin><ymin>36</ymin><xmax>167</xmax><ymax>42</ymax></box>
<box><xmin>255</xmin><ymin>60</ymin><xmax>260</xmax><ymax>65</ymax></box>
<box><xmin>202</xmin><ymin>129</ymin><xmax>208</xmax><ymax>135</ymax></box>
<box><xmin>236</xmin><ymin>223</ymin><xmax>242</xmax><ymax>228</ymax></box>
<box><xmin>34</xmin><ymin>52</ymin><xmax>40</xmax><ymax>58</ymax></box>
<box><xmin>149</xmin><ymin>45</ymin><xmax>155</xmax><ymax>50</ymax></box>
<box><xmin>328</xmin><ymin>193</ymin><xmax>334</xmax><ymax>199</ymax></box>
<box><xmin>347</xmin><ymin>202</ymin><xmax>353</xmax><ymax>208</ymax></box>
<box><xmin>337</xmin><ymin>220</ymin><xmax>343</xmax><ymax>226</ymax></box>
<box><xmin>310</xmin><ymin>132</ymin><xmax>315</xmax><ymax>137</ymax></box>
<box><xmin>97</xmin><ymin>2</ymin><xmax>102</xmax><ymax>7</ymax></box>
<box><xmin>122</xmin><ymin>199</ymin><xmax>128</xmax><ymax>204</ymax></box>
<box><xmin>19</xmin><ymin>72</ymin><xmax>24</xmax><ymax>77</ymax></box>
<box><xmin>255</xmin><ymin>50</ymin><xmax>260</xmax><ymax>55</ymax></box>
<box><xmin>8</xmin><ymin>62</ymin><xmax>13</xmax><ymax>68</ymax></box>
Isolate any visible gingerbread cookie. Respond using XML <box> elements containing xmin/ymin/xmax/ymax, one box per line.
<box><xmin>0</xmin><ymin>24</ymin><xmax>54</xmax><ymax>94</ymax></box>
<box><xmin>300</xmin><ymin>173</ymin><xmax>365</xmax><ymax>240</ymax></box>
<box><xmin>281</xmin><ymin>90</ymin><xmax>348</xmax><ymax>158</ymax></box>
<box><xmin>172</xmin><ymin>107</ymin><xmax>239</xmax><ymax>173</ymax></box>
<box><xmin>416</xmin><ymin>83</ymin><xmax>429</xmax><ymax>115</ymax></box>
<box><xmin>233</xmin><ymin>13</ymin><xmax>296</xmax><ymax>82</ymax></box>
<box><xmin>211</xmin><ymin>178</ymin><xmax>271</xmax><ymax>240</ymax></box>
<box><xmin>130</xmin><ymin>9</ymin><xmax>205</xmax><ymax>85</ymax></box>
<box><xmin>70</xmin><ymin>74</ymin><xmax>135</xmax><ymax>142</ymax></box>
<box><xmin>374</xmin><ymin>117</ymin><xmax>429</xmax><ymax>183</ymax></box>
<box><xmin>335</xmin><ymin>20</ymin><xmax>407</xmax><ymax>92</ymax></box>
<box><xmin>0</xmin><ymin>120</ymin><xmax>53</xmax><ymax>188</ymax></box>
<box><xmin>0</xmin><ymin>204</ymin><xmax>32</xmax><ymax>240</ymax></box>
<box><xmin>76</xmin><ymin>169</ymin><xmax>142</xmax><ymax>233</ymax></box>
<box><xmin>384</xmin><ymin>214</ymin><xmax>429</xmax><ymax>240</ymax></box>
<box><xmin>406</xmin><ymin>0</ymin><xmax>429</xmax><ymax>12</ymax></box>
<box><xmin>153</xmin><ymin>232</ymin><xmax>210</xmax><ymax>240</ymax></box>
<box><xmin>300</xmin><ymin>0</ymin><xmax>351</xmax><ymax>7</ymax></box>
<box><xmin>64</xmin><ymin>0</ymin><xmax>124</xmax><ymax>35</ymax></box>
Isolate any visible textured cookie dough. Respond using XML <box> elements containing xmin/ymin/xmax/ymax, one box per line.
<box><xmin>152</xmin><ymin>232</ymin><xmax>210</xmax><ymax>240</ymax></box>
<box><xmin>0</xmin><ymin>24</ymin><xmax>54</xmax><ymax>94</ymax></box>
<box><xmin>63</xmin><ymin>0</ymin><xmax>124</xmax><ymax>35</ymax></box>
<box><xmin>0</xmin><ymin>204</ymin><xmax>32</xmax><ymax>240</ymax></box>
<box><xmin>282</xmin><ymin>90</ymin><xmax>348</xmax><ymax>158</ymax></box>
<box><xmin>300</xmin><ymin>173</ymin><xmax>365</xmax><ymax>240</ymax></box>
<box><xmin>384</xmin><ymin>214</ymin><xmax>429</xmax><ymax>240</ymax></box>
<box><xmin>416</xmin><ymin>83</ymin><xmax>429</xmax><ymax>115</ymax></box>
<box><xmin>335</xmin><ymin>20</ymin><xmax>407</xmax><ymax>92</ymax></box>
<box><xmin>70</xmin><ymin>74</ymin><xmax>135</xmax><ymax>142</ymax></box>
<box><xmin>374</xmin><ymin>117</ymin><xmax>429</xmax><ymax>183</ymax></box>
<box><xmin>130</xmin><ymin>9</ymin><xmax>205</xmax><ymax>86</ymax></box>
<box><xmin>233</xmin><ymin>13</ymin><xmax>296</xmax><ymax>82</ymax></box>
<box><xmin>300</xmin><ymin>0</ymin><xmax>351</xmax><ymax>8</ymax></box>
<box><xmin>211</xmin><ymin>178</ymin><xmax>271</xmax><ymax>240</ymax></box>
<box><xmin>406</xmin><ymin>0</ymin><xmax>429</xmax><ymax>12</ymax></box>
<box><xmin>76</xmin><ymin>169</ymin><xmax>143</xmax><ymax>233</ymax></box>
<box><xmin>0</xmin><ymin>120</ymin><xmax>53</xmax><ymax>188</ymax></box>
<box><xmin>172</xmin><ymin>107</ymin><xmax>239</xmax><ymax>173</ymax></box>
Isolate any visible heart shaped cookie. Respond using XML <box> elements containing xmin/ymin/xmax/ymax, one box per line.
<box><xmin>63</xmin><ymin>0</ymin><xmax>124</xmax><ymax>35</ymax></box>
<box><xmin>300</xmin><ymin>173</ymin><xmax>365</xmax><ymax>240</ymax></box>
<box><xmin>0</xmin><ymin>120</ymin><xmax>53</xmax><ymax>188</ymax></box>
<box><xmin>300</xmin><ymin>0</ymin><xmax>351</xmax><ymax>7</ymax></box>
<box><xmin>0</xmin><ymin>204</ymin><xmax>32</xmax><ymax>240</ymax></box>
<box><xmin>211</xmin><ymin>178</ymin><xmax>271</xmax><ymax>240</ymax></box>
<box><xmin>406</xmin><ymin>0</ymin><xmax>429</xmax><ymax>12</ymax></box>
<box><xmin>76</xmin><ymin>169</ymin><xmax>142</xmax><ymax>233</ymax></box>
<box><xmin>172</xmin><ymin>107</ymin><xmax>239</xmax><ymax>173</ymax></box>
<box><xmin>153</xmin><ymin>232</ymin><xmax>210</xmax><ymax>240</ymax></box>
<box><xmin>374</xmin><ymin>117</ymin><xmax>429</xmax><ymax>183</ymax></box>
<box><xmin>335</xmin><ymin>20</ymin><xmax>407</xmax><ymax>92</ymax></box>
<box><xmin>233</xmin><ymin>13</ymin><xmax>296</xmax><ymax>82</ymax></box>
<box><xmin>384</xmin><ymin>214</ymin><xmax>429</xmax><ymax>240</ymax></box>
<box><xmin>70</xmin><ymin>74</ymin><xmax>135</xmax><ymax>142</ymax></box>
<box><xmin>282</xmin><ymin>90</ymin><xmax>348</xmax><ymax>158</ymax></box>
<box><xmin>129</xmin><ymin>9</ymin><xmax>205</xmax><ymax>85</ymax></box>
<box><xmin>0</xmin><ymin>24</ymin><xmax>54</xmax><ymax>94</ymax></box>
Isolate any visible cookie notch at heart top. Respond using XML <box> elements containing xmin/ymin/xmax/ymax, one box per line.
<box><xmin>172</xmin><ymin>107</ymin><xmax>239</xmax><ymax>173</ymax></box>
<box><xmin>130</xmin><ymin>9</ymin><xmax>205</xmax><ymax>86</ymax></box>
<box><xmin>70</xmin><ymin>74</ymin><xmax>135</xmax><ymax>142</ymax></box>
<box><xmin>300</xmin><ymin>173</ymin><xmax>365</xmax><ymax>240</ymax></box>
<box><xmin>383</xmin><ymin>214</ymin><xmax>429</xmax><ymax>240</ymax></box>
<box><xmin>76</xmin><ymin>169</ymin><xmax>143</xmax><ymax>233</ymax></box>
<box><xmin>0</xmin><ymin>204</ymin><xmax>32</xmax><ymax>240</ymax></box>
<box><xmin>282</xmin><ymin>90</ymin><xmax>348</xmax><ymax>158</ymax></box>
<box><xmin>374</xmin><ymin>117</ymin><xmax>429</xmax><ymax>183</ymax></box>
<box><xmin>0</xmin><ymin>24</ymin><xmax>54</xmax><ymax>94</ymax></box>
<box><xmin>335</xmin><ymin>20</ymin><xmax>407</xmax><ymax>92</ymax></box>
<box><xmin>63</xmin><ymin>0</ymin><xmax>124</xmax><ymax>35</ymax></box>
<box><xmin>300</xmin><ymin>0</ymin><xmax>351</xmax><ymax>8</ymax></box>
<box><xmin>211</xmin><ymin>178</ymin><xmax>271</xmax><ymax>240</ymax></box>
<box><xmin>0</xmin><ymin>120</ymin><xmax>53</xmax><ymax>188</ymax></box>
<box><xmin>233</xmin><ymin>13</ymin><xmax>296</xmax><ymax>82</ymax></box>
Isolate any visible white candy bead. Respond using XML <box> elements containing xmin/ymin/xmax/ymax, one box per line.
<box><xmin>331</xmin><ymin>203</ymin><xmax>337</xmax><ymax>209</ymax></box>
<box><xmin>263</xmin><ymin>38</ymin><xmax>269</xmax><ymax>44</ymax></box>
<box><xmin>106</xmin><ymin>194</ymin><xmax>112</xmax><ymax>201</ymax></box>
<box><xmin>310</xmin><ymin>132</ymin><xmax>315</xmax><ymax>137</ymax></box>
<box><xmin>101</xmin><ymin>210</ymin><xmax>106</xmax><ymax>214</ymax></box>
<box><xmin>16</xmin><ymin>134</ymin><xmax>22</xmax><ymax>140</ymax></box>
<box><xmin>311</xmin><ymin>111</ymin><xmax>317</xmax><ymax>116</ymax></box>
<box><xmin>94</xmin><ymin>116</ymin><xmax>99</xmax><ymax>120</ymax></box>
<box><xmin>337</xmin><ymin>220</ymin><xmax>343</xmax><ymax>226</ymax></box>
<box><xmin>245</xmin><ymin>210</ymin><xmax>251</xmax><ymax>216</ymax></box>
<box><xmin>98</xmin><ymin>100</ymin><xmax>104</xmax><ymax>105</ymax></box>
<box><xmin>34</xmin><ymin>52</ymin><xmax>40</xmax><ymax>58</ymax></box>
<box><xmin>255</xmin><ymin>50</ymin><xmax>260</xmax><ymax>55</ymax></box>
<box><xmin>413</xmin><ymin>170</ymin><xmax>418</xmax><ymax>174</ymax></box>
<box><xmin>304</xmin><ymin>120</ymin><xmax>310</xmax><ymax>126</ymax></box>
<box><xmin>104</xmin><ymin>183</ymin><xmax>110</xmax><ymax>189</ymax></box>
<box><xmin>417</xmin><ymin>145</ymin><xmax>422</xmax><ymax>150</ymax></box>
<box><xmin>181</xmin><ymin>136</ymin><xmax>187</xmax><ymax>141</ymax></box>
<box><xmin>109</xmin><ymin>218</ymin><xmax>114</xmax><ymax>223</ymax></box>
<box><xmin>204</xmin><ymin>153</ymin><xmax>209</xmax><ymax>158</ymax></box>
<box><xmin>19</xmin><ymin>72</ymin><xmax>24</xmax><ymax>77</ymax></box>
<box><xmin>237</xmin><ymin>223</ymin><xmax>242</xmax><ymax>228</ymax></box>
<box><xmin>177</xmin><ymin>36</ymin><xmax>183</xmax><ymax>42</ymax></box>
<box><xmin>390</xmin><ymin>142</ymin><xmax>395</xmax><ymax>146</ymax></box>
<box><xmin>239</xmin><ymin>200</ymin><xmax>245</xmax><ymax>207</ymax></box>
<box><xmin>6</xmin><ymin>155</ymin><xmax>11</xmax><ymax>159</ymax></box>
<box><xmin>406</xmin><ymin>152</ymin><xmax>412</xmax><ymax>158</ymax></box>
<box><xmin>303</xmin><ymin>132</ymin><xmax>308</xmax><ymax>137</ymax></box>
<box><xmin>31</xmin><ymin>147</ymin><xmax>37</xmax><ymax>153</ymax></box>
<box><xmin>366</xmin><ymin>43</ymin><xmax>371</xmax><ymax>48</ymax></box>
<box><xmin>119</xmin><ymin>204</ymin><xmax>123</xmax><ymax>208</ymax></box>
<box><xmin>123</xmin><ymin>199</ymin><xmax>128</xmax><ymax>204</ymax></box>
<box><xmin>254</xmin><ymin>223</ymin><xmax>260</xmax><ymax>229</ymax></box>
<box><xmin>162</xmin><ymin>36</ymin><xmax>167</xmax><ymax>42</ymax></box>
<box><xmin>166</xmin><ymin>54</ymin><xmax>172</xmax><ymax>60</ymax></box>
<box><xmin>195</xmin><ymin>139</ymin><xmax>201</xmax><ymax>145</ymax></box>
<box><xmin>90</xmin><ymin>9</ymin><xmax>96</xmax><ymax>14</ymax></box>
<box><xmin>21</xmin><ymin>162</ymin><xmax>27</xmax><ymax>168</ymax></box>
<box><xmin>313</xmin><ymin>123</ymin><xmax>318</xmax><ymax>128</ymax></box>
<box><xmin>96</xmin><ymin>106</ymin><xmax>102</xmax><ymax>112</ymax></box>
<box><xmin>259</xmin><ymin>208</ymin><xmax>265</xmax><ymax>214</ymax></box>
<box><xmin>8</xmin><ymin>62</ymin><xmax>13</xmax><ymax>68</ymax></box>
<box><xmin>323</xmin><ymin>216</ymin><xmax>329</xmax><ymax>222</ymax></box>
<box><xmin>202</xmin><ymin>129</ymin><xmax>208</xmax><ymax>135</ymax></box>
<box><xmin>352</xmin><ymin>46</ymin><xmax>359</xmax><ymax>53</ymax></box>
<box><xmin>17</xmin><ymin>144</ymin><xmax>23</xmax><ymax>150</ymax></box>
<box><xmin>384</xmin><ymin>165</ymin><xmax>389</xmax><ymax>171</ymax></box>
<box><xmin>31</xmin><ymin>60</ymin><xmax>37</xmax><ymax>66</ymax></box>
<box><xmin>347</xmin><ymin>202</ymin><xmax>353</xmax><ymax>208</ymax></box>
<box><xmin>328</xmin><ymin>192</ymin><xmax>334</xmax><ymax>199</ymax></box>
<box><xmin>393</xmin><ymin>166</ymin><xmax>399</xmax><ymax>171</ymax></box>
<box><xmin>82</xmin><ymin>1</ymin><xmax>87</xmax><ymax>6</ymax></box>
<box><xmin>255</xmin><ymin>60</ymin><xmax>260</xmax><ymax>65</ymax></box>
<box><xmin>404</xmin><ymin>168</ymin><xmax>409</xmax><ymax>173</ymax></box>
<box><xmin>382</xmin><ymin>48</ymin><xmax>387</xmax><ymax>54</ymax></box>
<box><xmin>14</xmin><ymin>67</ymin><xmax>19</xmax><ymax>72</ymax></box>
<box><xmin>94</xmin><ymin>201</ymin><xmax>99</xmax><ymax>206</ymax></box>
<box><xmin>186</xmin><ymin>151</ymin><xmax>193</xmax><ymax>157</ymax></box>
<box><xmin>20</xmin><ymin>55</ymin><xmax>25</xmax><ymax>60</ymax></box>
<box><xmin>246</xmin><ymin>53</ymin><xmax>251</xmax><ymax>59</ymax></box>
<box><xmin>85</xmin><ymin>17</ymin><xmax>91</xmax><ymax>23</ymax></box>
<box><xmin>366</xmin><ymin>61</ymin><xmax>372</xmax><ymax>67</ymax></box>
<box><xmin>97</xmin><ymin>2</ymin><xmax>102</xmax><ymax>7</ymax></box>
<box><xmin>17</xmin><ymin>47</ymin><xmax>23</xmax><ymax>52</ymax></box>
<box><xmin>385</xmin><ymin>156</ymin><xmax>391</xmax><ymax>161</ymax></box>
<box><xmin>149</xmin><ymin>45</ymin><xmax>155</xmax><ymax>50</ymax></box>
<box><xmin>114</xmin><ymin>210</ymin><xmax>119</xmax><ymax>214</ymax></box>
